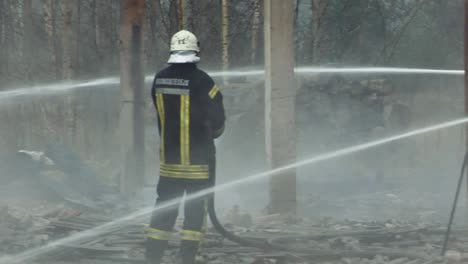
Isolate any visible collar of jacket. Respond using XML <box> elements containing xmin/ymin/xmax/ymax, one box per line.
<box><xmin>167</xmin><ymin>52</ymin><xmax>200</xmax><ymax>64</ymax></box>
<box><xmin>169</xmin><ymin>63</ymin><xmax>197</xmax><ymax>70</ymax></box>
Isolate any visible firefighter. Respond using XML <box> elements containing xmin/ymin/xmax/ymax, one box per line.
<box><xmin>145</xmin><ymin>30</ymin><xmax>225</xmax><ymax>264</ymax></box>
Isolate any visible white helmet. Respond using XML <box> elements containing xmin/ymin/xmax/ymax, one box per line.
<box><xmin>170</xmin><ymin>30</ymin><xmax>200</xmax><ymax>52</ymax></box>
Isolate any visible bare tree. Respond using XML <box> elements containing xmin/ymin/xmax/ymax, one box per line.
<box><xmin>310</xmin><ymin>0</ymin><xmax>329</xmax><ymax>63</ymax></box>
<box><xmin>73</xmin><ymin>0</ymin><xmax>81</xmax><ymax>76</ymax></box>
<box><xmin>89</xmin><ymin>0</ymin><xmax>99</xmax><ymax>64</ymax></box>
<box><xmin>43</xmin><ymin>0</ymin><xmax>59</xmax><ymax>79</ymax></box>
<box><xmin>0</xmin><ymin>0</ymin><xmax>4</xmax><ymax>77</ymax></box>
<box><xmin>169</xmin><ymin>0</ymin><xmax>179</xmax><ymax>34</ymax></box>
<box><xmin>22</xmin><ymin>0</ymin><xmax>33</xmax><ymax>81</ymax></box>
<box><xmin>91</xmin><ymin>0</ymin><xmax>113</xmax><ymax>71</ymax></box>
<box><xmin>222</xmin><ymin>0</ymin><xmax>229</xmax><ymax>75</ymax></box>
<box><xmin>3</xmin><ymin>0</ymin><xmax>17</xmax><ymax>79</ymax></box>
<box><xmin>61</xmin><ymin>0</ymin><xmax>73</xmax><ymax>79</ymax></box>
<box><xmin>251</xmin><ymin>0</ymin><xmax>261</xmax><ymax>65</ymax></box>
<box><xmin>178</xmin><ymin>0</ymin><xmax>187</xmax><ymax>29</ymax></box>
<box><xmin>376</xmin><ymin>0</ymin><xmax>429</xmax><ymax>64</ymax></box>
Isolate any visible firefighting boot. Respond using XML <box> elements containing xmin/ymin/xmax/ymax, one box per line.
<box><xmin>145</xmin><ymin>238</ymin><xmax>168</xmax><ymax>264</ymax></box>
<box><xmin>180</xmin><ymin>240</ymin><xmax>200</xmax><ymax>264</ymax></box>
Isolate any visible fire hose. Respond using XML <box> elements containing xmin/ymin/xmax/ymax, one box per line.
<box><xmin>207</xmin><ymin>193</ymin><xmax>433</xmax><ymax>261</ymax></box>
<box><xmin>207</xmin><ymin>150</ymin><xmax>468</xmax><ymax>261</ymax></box>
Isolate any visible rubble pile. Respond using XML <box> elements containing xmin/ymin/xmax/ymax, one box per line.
<box><xmin>0</xmin><ymin>205</ymin><xmax>53</xmax><ymax>256</ymax></box>
<box><xmin>1</xmin><ymin>145</ymin><xmax>465</xmax><ymax>263</ymax></box>
<box><xmin>2</xmin><ymin>203</ymin><xmax>468</xmax><ymax>264</ymax></box>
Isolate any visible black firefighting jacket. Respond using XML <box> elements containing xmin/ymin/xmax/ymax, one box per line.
<box><xmin>151</xmin><ymin>63</ymin><xmax>225</xmax><ymax>180</ymax></box>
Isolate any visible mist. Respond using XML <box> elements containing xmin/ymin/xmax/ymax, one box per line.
<box><xmin>0</xmin><ymin>0</ymin><xmax>466</xmax><ymax>263</ymax></box>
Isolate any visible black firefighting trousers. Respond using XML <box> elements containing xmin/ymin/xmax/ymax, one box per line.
<box><xmin>145</xmin><ymin>161</ymin><xmax>214</xmax><ymax>264</ymax></box>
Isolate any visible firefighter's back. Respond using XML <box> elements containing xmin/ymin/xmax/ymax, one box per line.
<box><xmin>152</xmin><ymin>63</ymin><xmax>219</xmax><ymax>180</ymax></box>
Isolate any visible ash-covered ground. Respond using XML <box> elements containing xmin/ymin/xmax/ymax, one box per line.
<box><xmin>1</xmin><ymin>163</ymin><xmax>467</xmax><ymax>264</ymax></box>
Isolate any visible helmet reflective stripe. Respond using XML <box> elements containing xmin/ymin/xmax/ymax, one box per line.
<box><xmin>170</xmin><ymin>30</ymin><xmax>200</xmax><ymax>52</ymax></box>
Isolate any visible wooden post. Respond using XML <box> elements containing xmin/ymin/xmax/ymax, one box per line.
<box><xmin>465</xmin><ymin>0</ymin><xmax>468</xmax><ymax>205</ymax></box>
<box><xmin>264</xmin><ymin>0</ymin><xmax>297</xmax><ymax>214</ymax></box>
<box><xmin>119</xmin><ymin>0</ymin><xmax>145</xmax><ymax>195</ymax></box>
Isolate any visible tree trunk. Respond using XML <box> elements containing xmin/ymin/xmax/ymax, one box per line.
<box><xmin>22</xmin><ymin>0</ymin><xmax>33</xmax><ymax>81</ymax></box>
<box><xmin>61</xmin><ymin>0</ymin><xmax>73</xmax><ymax>79</ymax></box>
<box><xmin>222</xmin><ymin>0</ymin><xmax>229</xmax><ymax>79</ymax></box>
<box><xmin>148</xmin><ymin>0</ymin><xmax>158</xmax><ymax>67</ymax></box>
<box><xmin>119</xmin><ymin>0</ymin><xmax>146</xmax><ymax>195</ymax></box>
<box><xmin>43</xmin><ymin>0</ymin><xmax>58</xmax><ymax>79</ymax></box>
<box><xmin>73</xmin><ymin>0</ymin><xmax>81</xmax><ymax>76</ymax></box>
<box><xmin>60</xmin><ymin>0</ymin><xmax>75</xmax><ymax>149</ymax></box>
<box><xmin>111</xmin><ymin>1</ymin><xmax>122</xmax><ymax>67</ymax></box>
<box><xmin>251</xmin><ymin>0</ymin><xmax>261</xmax><ymax>65</ymax></box>
<box><xmin>177</xmin><ymin>0</ymin><xmax>186</xmax><ymax>30</ymax></box>
<box><xmin>169</xmin><ymin>0</ymin><xmax>179</xmax><ymax>35</ymax></box>
<box><xmin>188</xmin><ymin>0</ymin><xmax>195</xmax><ymax>31</ymax></box>
<box><xmin>186</xmin><ymin>0</ymin><xmax>194</xmax><ymax>31</ymax></box>
<box><xmin>310</xmin><ymin>0</ymin><xmax>328</xmax><ymax>63</ymax></box>
<box><xmin>95</xmin><ymin>0</ymin><xmax>112</xmax><ymax>68</ymax></box>
<box><xmin>91</xmin><ymin>0</ymin><xmax>99</xmax><ymax>57</ymax></box>
<box><xmin>0</xmin><ymin>0</ymin><xmax>4</xmax><ymax>79</ymax></box>
<box><xmin>4</xmin><ymin>0</ymin><xmax>14</xmax><ymax>78</ymax></box>
<box><xmin>94</xmin><ymin>0</ymin><xmax>101</xmax><ymax>51</ymax></box>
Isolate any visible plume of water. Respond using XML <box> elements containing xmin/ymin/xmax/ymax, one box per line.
<box><xmin>0</xmin><ymin>77</ymin><xmax>119</xmax><ymax>101</ymax></box>
<box><xmin>2</xmin><ymin>117</ymin><xmax>468</xmax><ymax>263</ymax></box>
<box><xmin>0</xmin><ymin>67</ymin><xmax>462</xmax><ymax>103</ymax></box>
<box><xmin>208</xmin><ymin>67</ymin><xmax>463</xmax><ymax>77</ymax></box>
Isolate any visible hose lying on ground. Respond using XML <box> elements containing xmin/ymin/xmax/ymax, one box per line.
<box><xmin>208</xmin><ymin>172</ymin><xmax>468</xmax><ymax>262</ymax></box>
<box><xmin>207</xmin><ymin>193</ymin><xmax>438</xmax><ymax>260</ymax></box>
<box><xmin>207</xmin><ymin>194</ymin><xmax>271</xmax><ymax>249</ymax></box>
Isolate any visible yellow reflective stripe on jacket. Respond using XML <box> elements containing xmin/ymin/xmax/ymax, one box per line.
<box><xmin>208</xmin><ymin>85</ymin><xmax>220</xmax><ymax>99</ymax></box>
<box><xmin>156</xmin><ymin>94</ymin><xmax>166</xmax><ymax>163</ymax></box>
<box><xmin>147</xmin><ymin>227</ymin><xmax>171</xmax><ymax>241</ymax></box>
<box><xmin>181</xmin><ymin>230</ymin><xmax>203</xmax><ymax>241</ymax></box>
<box><xmin>161</xmin><ymin>163</ymin><xmax>209</xmax><ymax>172</ymax></box>
<box><xmin>160</xmin><ymin>169</ymin><xmax>209</xmax><ymax>179</ymax></box>
<box><xmin>180</xmin><ymin>95</ymin><xmax>190</xmax><ymax>165</ymax></box>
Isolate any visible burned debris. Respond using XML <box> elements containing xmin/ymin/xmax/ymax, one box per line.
<box><xmin>0</xmin><ymin>202</ymin><xmax>464</xmax><ymax>264</ymax></box>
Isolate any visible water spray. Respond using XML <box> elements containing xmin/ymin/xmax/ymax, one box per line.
<box><xmin>208</xmin><ymin>67</ymin><xmax>464</xmax><ymax>77</ymax></box>
<box><xmin>2</xmin><ymin>117</ymin><xmax>468</xmax><ymax>263</ymax></box>
<box><xmin>0</xmin><ymin>67</ymin><xmax>463</xmax><ymax>102</ymax></box>
<box><xmin>0</xmin><ymin>77</ymin><xmax>119</xmax><ymax>101</ymax></box>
